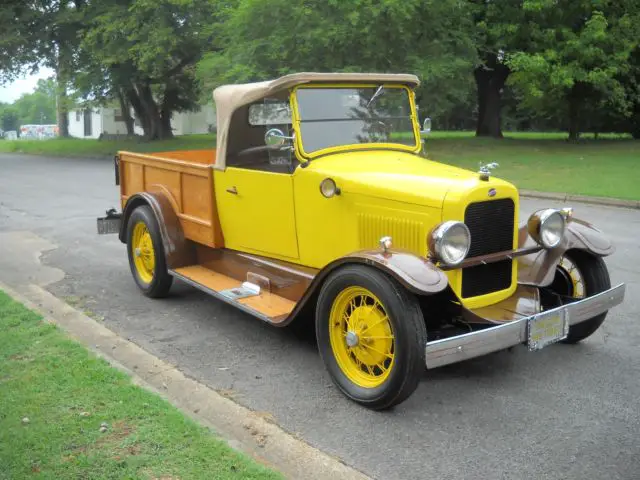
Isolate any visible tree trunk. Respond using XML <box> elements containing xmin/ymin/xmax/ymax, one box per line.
<box><xmin>474</xmin><ymin>54</ymin><xmax>509</xmax><ymax>138</ymax></box>
<box><xmin>159</xmin><ymin>87</ymin><xmax>180</xmax><ymax>139</ymax></box>
<box><xmin>160</xmin><ymin>110</ymin><xmax>173</xmax><ymax>139</ymax></box>
<box><xmin>129</xmin><ymin>82</ymin><xmax>165</xmax><ymax>140</ymax></box>
<box><xmin>126</xmin><ymin>85</ymin><xmax>150</xmax><ymax>136</ymax></box>
<box><xmin>123</xmin><ymin>81</ymin><xmax>177</xmax><ymax>140</ymax></box>
<box><xmin>55</xmin><ymin>55</ymin><xmax>70</xmax><ymax>138</ymax></box>
<box><xmin>117</xmin><ymin>88</ymin><xmax>135</xmax><ymax>136</ymax></box>
<box><xmin>567</xmin><ymin>85</ymin><xmax>582</xmax><ymax>142</ymax></box>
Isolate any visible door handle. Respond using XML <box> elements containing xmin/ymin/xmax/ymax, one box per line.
<box><xmin>226</xmin><ymin>186</ymin><xmax>238</xmax><ymax>195</ymax></box>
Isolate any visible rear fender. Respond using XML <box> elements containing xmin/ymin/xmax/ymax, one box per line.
<box><xmin>120</xmin><ymin>192</ymin><xmax>195</xmax><ymax>269</ymax></box>
<box><xmin>518</xmin><ymin>217</ymin><xmax>615</xmax><ymax>286</ymax></box>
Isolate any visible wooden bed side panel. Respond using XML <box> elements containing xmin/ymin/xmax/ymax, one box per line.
<box><xmin>144</xmin><ymin>167</ymin><xmax>182</xmax><ymax>211</ymax></box>
<box><xmin>118</xmin><ymin>151</ymin><xmax>224</xmax><ymax>248</ymax></box>
<box><xmin>152</xmin><ymin>149</ymin><xmax>216</xmax><ymax>164</ymax></box>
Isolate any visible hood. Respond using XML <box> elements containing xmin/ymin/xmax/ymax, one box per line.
<box><xmin>303</xmin><ymin>150</ymin><xmax>511</xmax><ymax>208</ymax></box>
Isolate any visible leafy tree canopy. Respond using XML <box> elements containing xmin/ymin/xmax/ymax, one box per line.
<box><xmin>506</xmin><ymin>0</ymin><xmax>640</xmax><ymax>139</ymax></box>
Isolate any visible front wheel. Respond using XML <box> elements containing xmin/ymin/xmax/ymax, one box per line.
<box><xmin>316</xmin><ymin>265</ymin><xmax>427</xmax><ymax>410</ymax></box>
<box><xmin>547</xmin><ymin>250</ymin><xmax>611</xmax><ymax>344</ymax></box>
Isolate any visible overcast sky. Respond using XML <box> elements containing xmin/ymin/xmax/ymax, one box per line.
<box><xmin>0</xmin><ymin>67</ymin><xmax>55</xmax><ymax>104</ymax></box>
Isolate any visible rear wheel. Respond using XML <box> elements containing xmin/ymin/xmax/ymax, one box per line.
<box><xmin>126</xmin><ymin>205</ymin><xmax>173</xmax><ymax>298</ymax></box>
<box><xmin>316</xmin><ymin>265</ymin><xmax>426</xmax><ymax>410</ymax></box>
<box><xmin>547</xmin><ymin>250</ymin><xmax>611</xmax><ymax>344</ymax></box>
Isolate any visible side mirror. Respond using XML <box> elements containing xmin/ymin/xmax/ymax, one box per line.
<box><xmin>421</xmin><ymin>117</ymin><xmax>432</xmax><ymax>135</ymax></box>
<box><xmin>265</xmin><ymin>128</ymin><xmax>293</xmax><ymax>146</ymax></box>
<box><xmin>265</xmin><ymin>128</ymin><xmax>286</xmax><ymax>146</ymax></box>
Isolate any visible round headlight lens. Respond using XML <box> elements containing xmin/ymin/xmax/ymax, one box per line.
<box><xmin>430</xmin><ymin>221</ymin><xmax>471</xmax><ymax>266</ymax></box>
<box><xmin>320</xmin><ymin>178</ymin><xmax>340</xmax><ymax>198</ymax></box>
<box><xmin>528</xmin><ymin>209</ymin><xmax>566</xmax><ymax>248</ymax></box>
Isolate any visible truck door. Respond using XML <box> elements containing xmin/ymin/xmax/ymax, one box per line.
<box><xmin>213</xmin><ymin>99</ymin><xmax>299</xmax><ymax>261</ymax></box>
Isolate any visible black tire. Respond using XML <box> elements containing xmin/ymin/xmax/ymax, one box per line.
<box><xmin>315</xmin><ymin>265</ymin><xmax>427</xmax><ymax>410</ymax></box>
<box><xmin>549</xmin><ymin>250</ymin><xmax>611</xmax><ymax>344</ymax></box>
<box><xmin>126</xmin><ymin>205</ymin><xmax>173</xmax><ymax>298</ymax></box>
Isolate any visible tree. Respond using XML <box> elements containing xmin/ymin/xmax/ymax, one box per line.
<box><xmin>0</xmin><ymin>105</ymin><xmax>20</xmax><ymax>131</ymax></box>
<box><xmin>197</xmin><ymin>0</ymin><xmax>476</xmax><ymax>127</ymax></box>
<box><xmin>0</xmin><ymin>78</ymin><xmax>57</xmax><ymax>130</ymax></box>
<box><xmin>616</xmin><ymin>46</ymin><xmax>640</xmax><ymax>138</ymax></box>
<box><xmin>76</xmin><ymin>0</ymin><xmax>221</xmax><ymax>139</ymax></box>
<box><xmin>469</xmin><ymin>0</ymin><xmax>541</xmax><ymax>138</ymax></box>
<box><xmin>0</xmin><ymin>0</ymin><xmax>88</xmax><ymax>137</ymax></box>
<box><xmin>506</xmin><ymin>1</ymin><xmax>640</xmax><ymax>140</ymax></box>
<box><xmin>13</xmin><ymin>78</ymin><xmax>57</xmax><ymax>124</ymax></box>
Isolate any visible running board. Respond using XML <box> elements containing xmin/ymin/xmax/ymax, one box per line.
<box><xmin>170</xmin><ymin>265</ymin><xmax>296</xmax><ymax>324</ymax></box>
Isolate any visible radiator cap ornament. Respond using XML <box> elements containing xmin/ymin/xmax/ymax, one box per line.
<box><xmin>478</xmin><ymin>162</ymin><xmax>499</xmax><ymax>181</ymax></box>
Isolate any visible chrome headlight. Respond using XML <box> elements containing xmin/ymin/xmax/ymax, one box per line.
<box><xmin>527</xmin><ymin>209</ymin><xmax>566</xmax><ymax>248</ymax></box>
<box><xmin>429</xmin><ymin>221</ymin><xmax>471</xmax><ymax>266</ymax></box>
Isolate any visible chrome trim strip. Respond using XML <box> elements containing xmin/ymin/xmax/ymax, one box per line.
<box><xmin>438</xmin><ymin>246</ymin><xmax>542</xmax><ymax>271</ymax></box>
<box><xmin>425</xmin><ymin>283</ymin><xmax>626</xmax><ymax>369</ymax></box>
<box><xmin>169</xmin><ymin>269</ymin><xmax>273</xmax><ymax>324</ymax></box>
<box><xmin>566</xmin><ymin>283</ymin><xmax>626</xmax><ymax>325</ymax></box>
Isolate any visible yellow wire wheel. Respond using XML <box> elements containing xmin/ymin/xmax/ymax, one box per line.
<box><xmin>329</xmin><ymin>287</ymin><xmax>395</xmax><ymax>388</ymax></box>
<box><xmin>126</xmin><ymin>205</ymin><xmax>173</xmax><ymax>298</ymax></box>
<box><xmin>131</xmin><ymin>221</ymin><xmax>156</xmax><ymax>284</ymax></box>
<box><xmin>316</xmin><ymin>265</ymin><xmax>427</xmax><ymax>410</ymax></box>
<box><xmin>551</xmin><ymin>250</ymin><xmax>611</xmax><ymax>344</ymax></box>
<box><xmin>558</xmin><ymin>256</ymin><xmax>585</xmax><ymax>299</ymax></box>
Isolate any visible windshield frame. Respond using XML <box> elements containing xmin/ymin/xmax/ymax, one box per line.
<box><xmin>290</xmin><ymin>83</ymin><xmax>422</xmax><ymax>161</ymax></box>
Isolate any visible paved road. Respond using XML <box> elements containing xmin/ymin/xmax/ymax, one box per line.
<box><xmin>1</xmin><ymin>153</ymin><xmax>639</xmax><ymax>480</ymax></box>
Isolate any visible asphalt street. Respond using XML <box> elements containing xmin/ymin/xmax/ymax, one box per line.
<box><xmin>1</xmin><ymin>152</ymin><xmax>639</xmax><ymax>480</ymax></box>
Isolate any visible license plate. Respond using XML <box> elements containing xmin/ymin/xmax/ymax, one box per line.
<box><xmin>97</xmin><ymin>216</ymin><xmax>121</xmax><ymax>235</ymax></box>
<box><xmin>527</xmin><ymin>308</ymin><xmax>569</xmax><ymax>351</ymax></box>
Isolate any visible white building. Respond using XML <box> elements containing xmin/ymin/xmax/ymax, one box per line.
<box><xmin>68</xmin><ymin>105</ymin><xmax>216</xmax><ymax>138</ymax></box>
<box><xmin>68</xmin><ymin>108</ymin><xmax>128</xmax><ymax>139</ymax></box>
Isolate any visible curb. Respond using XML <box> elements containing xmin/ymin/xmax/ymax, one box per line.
<box><xmin>520</xmin><ymin>190</ymin><xmax>640</xmax><ymax>210</ymax></box>
<box><xmin>0</xmin><ymin>281</ymin><xmax>371</xmax><ymax>480</ymax></box>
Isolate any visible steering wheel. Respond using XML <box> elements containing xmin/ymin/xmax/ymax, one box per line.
<box><xmin>236</xmin><ymin>144</ymin><xmax>291</xmax><ymax>157</ymax></box>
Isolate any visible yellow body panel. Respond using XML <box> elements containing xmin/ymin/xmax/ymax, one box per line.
<box><xmin>291</xmin><ymin>150</ymin><xmax>518</xmax><ymax>308</ymax></box>
<box><xmin>214</xmin><ymin>167</ymin><xmax>299</xmax><ymax>260</ymax></box>
<box><xmin>292</xmin><ymin>153</ymin><xmax>442</xmax><ymax>267</ymax></box>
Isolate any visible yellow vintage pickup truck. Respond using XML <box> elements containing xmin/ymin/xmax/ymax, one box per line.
<box><xmin>98</xmin><ymin>72</ymin><xmax>625</xmax><ymax>409</ymax></box>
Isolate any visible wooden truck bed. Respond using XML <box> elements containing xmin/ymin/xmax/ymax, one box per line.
<box><xmin>118</xmin><ymin>149</ymin><xmax>223</xmax><ymax>247</ymax></box>
<box><xmin>117</xmin><ymin>148</ymin><xmax>305</xmax><ymax>324</ymax></box>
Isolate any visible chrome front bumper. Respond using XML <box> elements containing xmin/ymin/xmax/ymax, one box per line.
<box><xmin>425</xmin><ymin>283</ymin><xmax>626</xmax><ymax>369</ymax></box>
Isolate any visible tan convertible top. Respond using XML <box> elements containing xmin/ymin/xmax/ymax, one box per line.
<box><xmin>212</xmin><ymin>72</ymin><xmax>420</xmax><ymax>169</ymax></box>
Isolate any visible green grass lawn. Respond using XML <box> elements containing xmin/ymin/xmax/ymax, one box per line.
<box><xmin>425</xmin><ymin>136</ymin><xmax>639</xmax><ymax>201</ymax></box>
<box><xmin>0</xmin><ymin>290</ymin><xmax>281</xmax><ymax>480</ymax></box>
<box><xmin>1</xmin><ymin>132</ymin><xmax>638</xmax><ymax>200</ymax></box>
<box><xmin>0</xmin><ymin>134</ymin><xmax>216</xmax><ymax>157</ymax></box>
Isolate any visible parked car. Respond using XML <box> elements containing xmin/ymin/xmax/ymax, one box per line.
<box><xmin>98</xmin><ymin>72</ymin><xmax>625</xmax><ymax>409</ymax></box>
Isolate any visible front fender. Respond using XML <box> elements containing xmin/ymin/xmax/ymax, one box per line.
<box><xmin>518</xmin><ymin>217</ymin><xmax>615</xmax><ymax>286</ymax></box>
<box><xmin>340</xmin><ymin>249</ymin><xmax>449</xmax><ymax>294</ymax></box>
<box><xmin>282</xmin><ymin>248</ymin><xmax>448</xmax><ymax>326</ymax></box>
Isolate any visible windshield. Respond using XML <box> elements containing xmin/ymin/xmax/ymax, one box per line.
<box><xmin>295</xmin><ymin>86</ymin><xmax>418</xmax><ymax>155</ymax></box>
